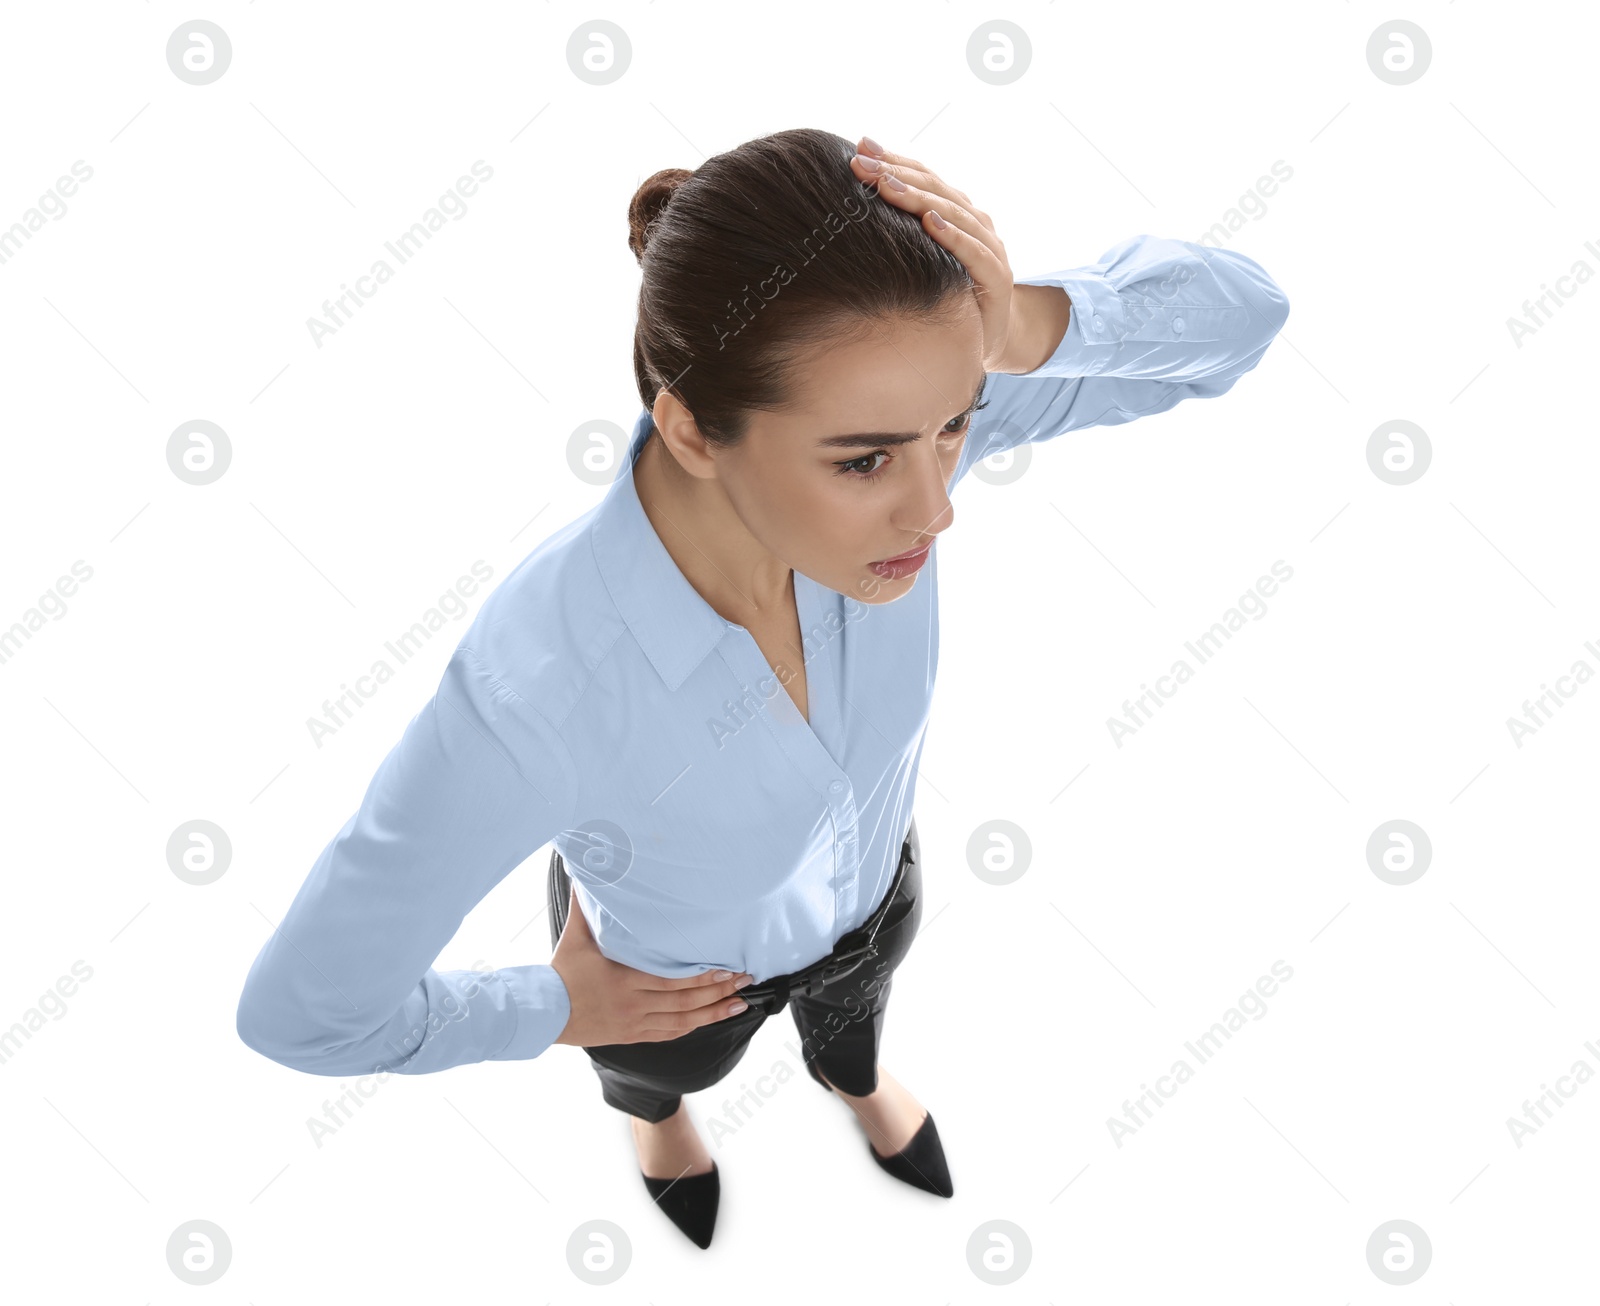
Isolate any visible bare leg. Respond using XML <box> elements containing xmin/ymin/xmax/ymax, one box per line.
<box><xmin>630</xmin><ymin>1100</ymin><xmax>714</xmax><ymax>1180</ymax></box>
<box><xmin>814</xmin><ymin>1064</ymin><xmax>928</xmax><ymax>1157</ymax></box>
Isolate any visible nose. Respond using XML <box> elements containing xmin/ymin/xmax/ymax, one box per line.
<box><xmin>895</xmin><ymin>441</ymin><xmax>955</xmax><ymax>541</ymax></box>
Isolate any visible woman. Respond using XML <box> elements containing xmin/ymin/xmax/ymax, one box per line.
<box><xmin>236</xmin><ymin>127</ymin><xmax>1290</xmax><ymax>1249</ymax></box>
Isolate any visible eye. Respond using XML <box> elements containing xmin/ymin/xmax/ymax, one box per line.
<box><xmin>944</xmin><ymin>400</ymin><xmax>987</xmax><ymax>434</ymax></box>
<box><xmin>836</xmin><ymin>450</ymin><xmax>891</xmax><ymax>480</ymax></box>
<box><xmin>832</xmin><ymin>400</ymin><xmax>989</xmax><ymax>482</ymax></box>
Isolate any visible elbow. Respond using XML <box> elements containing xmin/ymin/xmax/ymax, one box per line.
<box><xmin>1208</xmin><ymin>243</ymin><xmax>1290</xmax><ymax>348</ymax></box>
<box><xmin>1236</xmin><ymin>262</ymin><xmax>1289</xmax><ymax>352</ymax></box>
<box><xmin>1242</xmin><ymin>251</ymin><xmax>1291</xmax><ymax>346</ymax></box>
<box><xmin>236</xmin><ymin>988</ymin><xmax>316</xmax><ymax>1073</ymax></box>
<box><xmin>236</xmin><ymin>973</ymin><xmax>357</xmax><ymax>1077</ymax></box>
<box><xmin>1261</xmin><ymin>279</ymin><xmax>1291</xmax><ymax>340</ymax></box>
<box><xmin>1229</xmin><ymin>281</ymin><xmax>1288</xmax><ymax>374</ymax></box>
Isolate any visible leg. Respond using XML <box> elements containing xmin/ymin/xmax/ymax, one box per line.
<box><xmin>584</xmin><ymin>1009</ymin><xmax>764</xmax><ymax>1122</ymax></box>
<box><xmin>590</xmin><ymin>1061</ymin><xmax>688</xmax><ymax>1124</ymax></box>
<box><xmin>788</xmin><ymin>820</ymin><xmax>924</xmax><ymax>1097</ymax></box>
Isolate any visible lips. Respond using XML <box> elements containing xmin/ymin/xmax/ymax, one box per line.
<box><xmin>866</xmin><ymin>539</ymin><xmax>935</xmax><ymax>581</ymax></box>
<box><xmin>874</xmin><ymin>541</ymin><xmax>934</xmax><ymax>565</ymax></box>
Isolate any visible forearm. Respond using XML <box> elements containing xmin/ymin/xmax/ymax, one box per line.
<box><xmin>1011</xmin><ymin>237</ymin><xmax>1290</xmax><ymax>384</ymax></box>
<box><xmin>235</xmin><ymin>645</ymin><xmax>578</xmax><ymax>1077</ymax></box>
<box><xmin>948</xmin><ymin>235</ymin><xmax>1290</xmax><ymax>485</ymax></box>
<box><xmin>992</xmin><ymin>283</ymin><xmax>1073</xmax><ymax>375</ymax></box>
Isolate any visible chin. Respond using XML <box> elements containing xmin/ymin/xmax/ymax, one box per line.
<box><xmin>849</xmin><ymin>572</ymin><xmax>917</xmax><ymax>605</ymax></box>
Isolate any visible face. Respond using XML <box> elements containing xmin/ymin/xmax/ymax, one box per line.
<box><xmin>708</xmin><ymin>299</ymin><xmax>986</xmax><ymax>606</ymax></box>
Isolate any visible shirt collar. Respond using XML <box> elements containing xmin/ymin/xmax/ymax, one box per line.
<box><xmin>590</xmin><ymin>409</ymin><xmax>733</xmax><ymax>691</ymax></box>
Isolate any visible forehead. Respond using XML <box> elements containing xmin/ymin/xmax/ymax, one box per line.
<box><xmin>778</xmin><ymin>303</ymin><xmax>985</xmax><ymax>421</ymax></box>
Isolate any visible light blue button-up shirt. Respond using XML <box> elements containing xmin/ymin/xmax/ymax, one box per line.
<box><xmin>236</xmin><ymin>233</ymin><xmax>1289</xmax><ymax>1078</ymax></box>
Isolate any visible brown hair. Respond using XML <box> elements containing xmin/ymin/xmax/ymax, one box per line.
<box><xmin>628</xmin><ymin>127</ymin><xmax>973</xmax><ymax>449</ymax></box>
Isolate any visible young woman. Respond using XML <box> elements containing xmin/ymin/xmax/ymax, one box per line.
<box><xmin>236</xmin><ymin>127</ymin><xmax>1290</xmax><ymax>1250</ymax></box>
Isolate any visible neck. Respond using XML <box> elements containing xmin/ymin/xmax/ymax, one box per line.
<box><xmin>632</xmin><ymin>429</ymin><xmax>793</xmax><ymax>626</ymax></box>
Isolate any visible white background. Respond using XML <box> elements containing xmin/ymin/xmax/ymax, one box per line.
<box><xmin>2</xmin><ymin>1</ymin><xmax>1595</xmax><ymax>1301</ymax></box>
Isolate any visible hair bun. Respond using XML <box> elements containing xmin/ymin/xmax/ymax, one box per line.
<box><xmin>628</xmin><ymin>167</ymin><xmax>694</xmax><ymax>264</ymax></box>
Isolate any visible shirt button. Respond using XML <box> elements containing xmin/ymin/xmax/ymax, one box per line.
<box><xmin>829</xmin><ymin>780</ymin><xmax>845</xmax><ymax>794</ymax></box>
<box><xmin>1173</xmin><ymin>316</ymin><xmax>1186</xmax><ymax>333</ymax></box>
<box><xmin>1093</xmin><ymin>316</ymin><xmax>1105</xmax><ymax>332</ymax></box>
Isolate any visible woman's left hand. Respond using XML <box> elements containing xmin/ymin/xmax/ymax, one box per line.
<box><xmin>850</xmin><ymin>136</ymin><xmax>1062</xmax><ymax>375</ymax></box>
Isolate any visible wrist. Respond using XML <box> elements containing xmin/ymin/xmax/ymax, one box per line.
<box><xmin>995</xmin><ymin>284</ymin><xmax>1072</xmax><ymax>374</ymax></box>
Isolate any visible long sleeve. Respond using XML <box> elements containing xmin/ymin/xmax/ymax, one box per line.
<box><xmin>955</xmin><ymin>233</ymin><xmax>1290</xmax><ymax>483</ymax></box>
<box><xmin>236</xmin><ymin>644</ymin><xmax>579</xmax><ymax>1077</ymax></box>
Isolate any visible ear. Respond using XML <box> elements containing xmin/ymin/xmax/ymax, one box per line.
<box><xmin>649</xmin><ymin>389</ymin><xmax>721</xmax><ymax>480</ymax></box>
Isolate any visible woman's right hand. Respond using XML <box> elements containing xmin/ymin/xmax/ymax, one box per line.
<box><xmin>550</xmin><ymin>886</ymin><xmax>755</xmax><ymax>1046</ymax></box>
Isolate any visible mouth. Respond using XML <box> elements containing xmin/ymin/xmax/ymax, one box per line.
<box><xmin>868</xmin><ymin>540</ymin><xmax>934</xmax><ymax>580</ymax></box>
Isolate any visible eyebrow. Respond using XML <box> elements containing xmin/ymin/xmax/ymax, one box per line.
<box><xmin>814</xmin><ymin>375</ymin><xmax>989</xmax><ymax>449</ymax></box>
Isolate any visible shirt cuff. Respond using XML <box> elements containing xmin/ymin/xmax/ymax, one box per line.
<box><xmin>1014</xmin><ymin>270</ymin><xmax>1120</xmax><ymax>378</ymax></box>
<box><xmin>492</xmin><ymin>964</ymin><xmax>572</xmax><ymax>1060</ymax></box>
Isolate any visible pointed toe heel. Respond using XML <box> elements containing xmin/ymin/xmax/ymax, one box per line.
<box><xmin>869</xmin><ymin>1112</ymin><xmax>954</xmax><ymax>1198</ymax></box>
<box><xmin>640</xmin><ymin>1160</ymin><xmax>720</xmax><ymax>1249</ymax></box>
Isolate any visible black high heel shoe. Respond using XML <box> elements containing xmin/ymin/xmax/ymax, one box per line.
<box><xmin>806</xmin><ymin>1060</ymin><xmax>953</xmax><ymax>1198</ymax></box>
<box><xmin>867</xmin><ymin>1111</ymin><xmax>954</xmax><ymax>1198</ymax></box>
<box><xmin>640</xmin><ymin>1161</ymin><xmax>719</xmax><ymax>1249</ymax></box>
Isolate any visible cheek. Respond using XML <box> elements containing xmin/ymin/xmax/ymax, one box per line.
<box><xmin>752</xmin><ymin>474</ymin><xmax>831</xmax><ymax>538</ymax></box>
<box><xmin>788</xmin><ymin>480</ymin><xmax>877</xmax><ymax>559</ymax></box>
<box><xmin>812</xmin><ymin>488</ymin><xmax>869</xmax><ymax>540</ymax></box>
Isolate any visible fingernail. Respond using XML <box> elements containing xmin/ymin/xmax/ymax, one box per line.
<box><xmin>734</xmin><ymin>975</ymin><xmax>754</xmax><ymax>989</ymax></box>
<box><xmin>881</xmin><ymin>172</ymin><xmax>906</xmax><ymax>193</ymax></box>
<box><xmin>861</xmin><ymin>135</ymin><xmax>884</xmax><ymax>155</ymax></box>
<box><xmin>711</xmin><ymin>969</ymin><xmax>733</xmax><ymax>981</ymax></box>
<box><xmin>855</xmin><ymin>153</ymin><xmax>882</xmax><ymax>173</ymax></box>
<box><xmin>927</xmin><ymin>208</ymin><xmax>947</xmax><ymax>228</ymax></box>
<box><xmin>729</xmin><ymin>999</ymin><xmax>749</xmax><ymax>1014</ymax></box>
